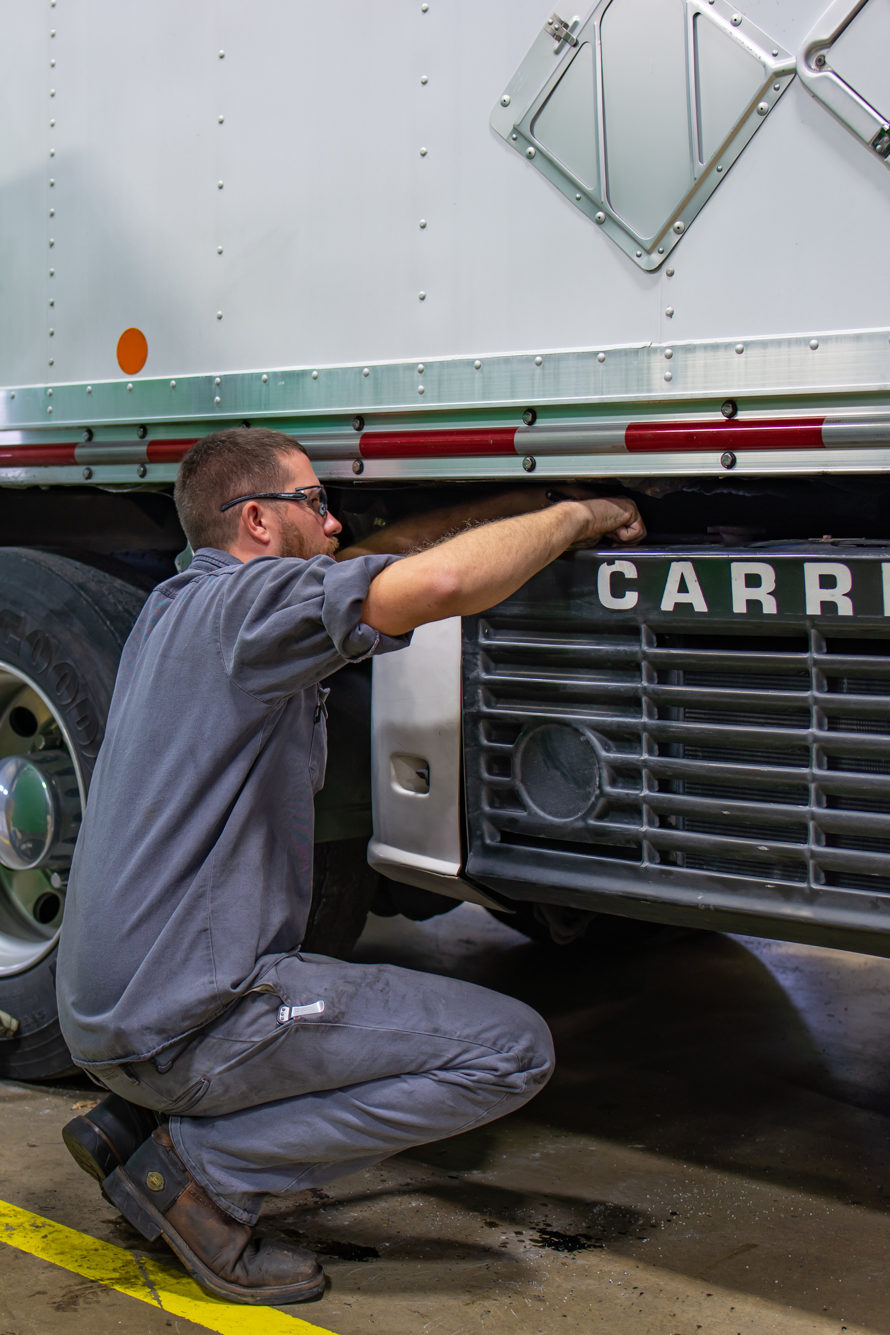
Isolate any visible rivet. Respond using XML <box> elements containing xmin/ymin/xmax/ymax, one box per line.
<box><xmin>217</xmin><ymin>246</ymin><xmax>223</xmax><ymax>254</ymax></box>
<box><xmin>421</xmin><ymin>2</ymin><xmax>429</xmax><ymax>11</ymax></box>
<box><xmin>49</xmin><ymin>119</ymin><xmax>55</xmax><ymax>128</ymax></box>
<box><xmin>658</xmin><ymin>246</ymin><xmax>665</xmax><ymax>254</ymax></box>
<box><xmin>672</xmin><ymin>220</ymin><xmax>685</xmax><ymax>234</ymax></box>
<box><xmin>417</xmin><ymin>364</ymin><xmax>424</xmax><ymax>374</ymax></box>
<box><xmin>419</xmin><ymin>147</ymin><xmax>428</xmax><ymax>157</ymax></box>
<box><xmin>419</xmin><ymin>290</ymin><xmax>426</xmax><ymax>300</ymax></box>
<box><xmin>665</xmin><ymin>306</ymin><xmax>674</xmax><ymax>317</ymax></box>
<box><xmin>127</xmin><ymin>383</ymin><xmax>134</xmax><ymax>391</ymax></box>
<box><xmin>635</xmin><ymin>249</ymin><xmax>643</xmax><ymax>258</ymax></box>
<box><xmin>49</xmin><ymin>209</ymin><xmax>55</xmax><ymax>218</ymax></box>
<box><xmin>218</xmin><ymin>49</ymin><xmax>225</xmax><ymax>58</ymax></box>
<box><xmin>49</xmin><ymin>179</ymin><xmax>55</xmax><ymax>187</ymax></box>
<box><xmin>534</xmin><ymin>356</ymin><xmax>543</xmax><ymax>366</ymax></box>
<box><xmin>49</xmin><ymin>149</ymin><xmax>55</xmax><ymax>157</ymax></box>
<box><xmin>735</xmin><ymin>343</ymin><xmax>745</xmax><ymax>354</ymax></box>
<box><xmin>809</xmin><ymin>338</ymin><xmax>819</xmax><ymax>350</ymax></box>
<box><xmin>352</xmin><ymin>415</ymin><xmax>365</xmax><ymax>432</ymax></box>
<box><xmin>262</xmin><ymin>373</ymin><xmax>269</xmax><ymax>383</ymax></box>
<box><xmin>419</xmin><ymin>219</ymin><xmax>427</xmax><ymax>229</ymax></box>
<box><xmin>595</xmin><ymin>211</ymin><xmax>605</xmax><ymax>224</ymax></box>
<box><xmin>214</xmin><ymin>376</ymin><xmax>221</xmax><ymax>386</ymax></box>
<box><xmin>420</xmin><ymin>75</ymin><xmax>428</xmax><ymax>85</ymax></box>
<box><xmin>664</xmin><ymin>371</ymin><xmax>673</xmax><ymax>382</ymax></box>
<box><xmin>311</xmin><ymin>371</ymin><xmax>318</xmax><ymax>380</ymax></box>
<box><xmin>49</xmin><ymin>297</ymin><xmax>54</xmax><ymax>305</ymax></box>
<box><xmin>86</xmin><ymin>386</ymin><xmax>92</xmax><ymax>394</ymax></box>
<box><xmin>522</xmin><ymin>408</ymin><xmax>537</xmax><ymax>426</ymax></box>
<box><xmin>664</xmin><ymin>348</ymin><xmax>673</xmax><ymax>359</ymax></box>
<box><xmin>48</xmin><ymin>328</ymin><xmax>54</xmax><ymax>336</ymax></box>
<box><xmin>526</xmin><ymin>146</ymin><xmax>536</xmax><ymax>158</ymax></box>
<box><xmin>48</xmin><ymin>238</ymin><xmax>54</xmax><ymax>248</ymax></box>
<box><xmin>50</xmin><ymin>88</ymin><xmax>55</xmax><ymax>97</ymax></box>
<box><xmin>418</xmin><ymin>385</ymin><xmax>425</xmax><ymax>394</ymax></box>
<box><xmin>8</xmin><ymin>393</ymin><xmax>13</xmax><ymax>399</ymax></box>
<box><xmin>50</xmin><ymin>28</ymin><xmax>56</xmax><ymax>36</ymax></box>
<box><xmin>474</xmin><ymin>360</ymin><xmax>482</xmax><ymax>370</ymax></box>
<box><xmin>217</xmin><ymin>180</ymin><xmax>224</xmax><ymax>189</ymax></box>
<box><xmin>773</xmin><ymin>82</ymin><xmax>781</xmax><ymax>92</ymax></box>
<box><xmin>815</xmin><ymin>53</ymin><xmax>826</xmax><ymax>68</ymax></box>
<box><xmin>597</xmin><ymin>352</ymin><xmax>606</xmax><ymax>363</ymax></box>
<box><xmin>721</xmin><ymin>451</ymin><xmax>737</xmax><ymax>469</ymax></box>
<box><xmin>716</xmin><ymin>164</ymin><xmax>723</xmax><ymax>172</ymax></box>
<box><xmin>170</xmin><ymin>380</ymin><xmax>177</xmax><ymax>388</ymax></box>
<box><xmin>218</xmin><ymin>115</ymin><xmax>225</xmax><ymax>124</ymax></box>
<box><xmin>501</xmin><ymin>94</ymin><xmax>511</xmax><ymax>107</ymax></box>
<box><xmin>731</xmin><ymin>13</ymin><xmax>741</xmax><ymax>24</ymax></box>
<box><xmin>47</xmin><ymin>405</ymin><xmax>53</xmax><ymax>414</ymax></box>
<box><xmin>216</xmin><ymin>311</ymin><xmax>223</xmax><ymax>319</ymax></box>
<box><xmin>137</xmin><ymin>464</ymin><xmax>147</xmax><ymax>478</ymax></box>
<box><xmin>522</xmin><ymin>456</ymin><xmax>536</xmax><ymax>472</ymax></box>
<box><xmin>772</xmin><ymin>48</ymin><xmax>779</xmax><ymax>57</ymax></box>
<box><xmin>576</xmin><ymin>193</ymin><xmax>582</xmax><ymax>201</ymax></box>
<box><xmin>511</xmin><ymin>133</ymin><xmax>518</xmax><ymax>141</ymax></box>
<box><xmin>756</xmin><ymin>101</ymin><xmax>769</xmax><ymax>116</ymax></box>
<box><xmin>84</xmin><ymin>468</ymin><xmax>95</xmax><ymax>481</ymax></box>
<box><xmin>362</xmin><ymin>367</ymin><xmax>370</xmax><ymax>377</ymax></box>
<box><xmin>47</xmin><ymin>388</ymin><xmax>53</xmax><ymax>397</ymax></box>
<box><xmin>137</xmin><ymin>425</ymin><xmax>147</xmax><ymax>439</ymax></box>
<box><xmin>49</xmin><ymin>268</ymin><xmax>54</xmax><ymax>276</ymax></box>
<box><xmin>352</xmin><ymin>458</ymin><xmax>364</xmax><ymax>474</ymax></box>
<box><xmin>48</xmin><ymin>358</ymin><xmax>54</xmax><ymax>366</ymax></box>
<box><xmin>50</xmin><ymin>59</ymin><xmax>55</xmax><ymax>67</ymax></box>
<box><xmin>214</xmin><ymin>395</ymin><xmax>221</xmax><ymax>405</ymax></box>
<box><xmin>721</xmin><ymin>400</ymin><xmax>738</xmax><ymax>418</ymax></box>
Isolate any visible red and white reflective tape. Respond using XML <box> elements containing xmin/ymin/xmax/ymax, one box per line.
<box><xmin>0</xmin><ymin>415</ymin><xmax>889</xmax><ymax>471</ymax></box>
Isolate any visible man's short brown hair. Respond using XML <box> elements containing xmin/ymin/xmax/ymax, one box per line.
<box><xmin>174</xmin><ymin>427</ymin><xmax>308</xmax><ymax>552</ymax></box>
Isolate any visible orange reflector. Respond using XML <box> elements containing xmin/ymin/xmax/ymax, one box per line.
<box><xmin>116</xmin><ymin>327</ymin><xmax>148</xmax><ymax>375</ymax></box>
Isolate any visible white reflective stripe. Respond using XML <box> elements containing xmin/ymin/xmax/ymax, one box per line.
<box><xmin>277</xmin><ymin>1000</ymin><xmax>325</xmax><ymax>1023</ymax></box>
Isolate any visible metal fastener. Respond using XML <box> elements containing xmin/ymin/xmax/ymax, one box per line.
<box><xmin>137</xmin><ymin>425</ymin><xmax>147</xmax><ymax>438</ymax></box>
<box><xmin>214</xmin><ymin>395</ymin><xmax>221</xmax><ymax>405</ymax></box>
<box><xmin>218</xmin><ymin>50</ymin><xmax>225</xmax><ymax>59</ymax></box>
<box><xmin>815</xmin><ymin>53</ymin><xmax>826</xmax><ymax>68</ymax></box>
<box><xmin>418</xmin><ymin>385</ymin><xmax>424</xmax><ymax>394</ymax></box>
<box><xmin>218</xmin><ymin>115</ymin><xmax>224</xmax><ymax>124</ymax></box>
<box><xmin>170</xmin><ymin>380</ymin><xmax>177</xmax><ymax>388</ymax></box>
<box><xmin>352</xmin><ymin>415</ymin><xmax>365</xmax><ymax>432</ymax></box>
<box><xmin>262</xmin><ymin>374</ymin><xmax>268</xmax><ymax>383</ymax></box>
<box><xmin>474</xmin><ymin>360</ymin><xmax>482</xmax><ymax>370</ymax></box>
<box><xmin>597</xmin><ymin>352</ymin><xmax>606</xmax><ymax>363</ymax></box>
<box><xmin>352</xmin><ymin>458</ymin><xmax>364</xmax><ymax>474</ymax></box>
<box><xmin>756</xmin><ymin>101</ymin><xmax>769</xmax><ymax>116</ymax></box>
<box><xmin>311</xmin><ymin>371</ymin><xmax>318</xmax><ymax>380</ymax></box>
<box><xmin>362</xmin><ymin>367</ymin><xmax>370</xmax><ymax>378</ymax></box>
<box><xmin>214</xmin><ymin>377</ymin><xmax>221</xmax><ymax>386</ymax></box>
<box><xmin>419</xmin><ymin>219</ymin><xmax>427</xmax><ymax>229</ymax></box>
<box><xmin>83</xmin><ymin>467</ymin><xmax>93</xmax><ymax>480</ymax></box>
<box><xmin>417</xmin><ymin>364</ymin><xmax>424</xmax><ymax>374</ymax></box>
<box><xmin>146</xmin><ymin>1172</ymin><xmax>165</xmax><ymax>1192</ymax></box>
<box><xmin>522</xmin><ymin>456</ymin><xmax>536</xmax><ymax>472</ymax></box>
<box><xmin>217</xmin><ymin>246</ymin><xmax>223</xmax><ymax>254</ymax></box>
<box><xmin>522</xmin><ymin>408</ymin><xmax>537</xmax><ymax>426</ymax></box>
<box><xmin>127</xmin><ymin>383</ymin><xmax>134</xmax><ymax>392</ymax></box>
<box><xmin>137</xmin><ymin>464</ymin><xmax>147</xmax><ymax>478</ymax></box>
<box><xmin>721</xmin><ymin>451</ymin><xmax>737</xmax><ymax>469</ymax></box>
<box><xmin>46</xmin><ymin>405</ymin><xmax>53</xmax><ymax>414</ymax></box>
<box><xmin>665</xmin><ymin>348</ymin><xmax>673</xmax><ymax>359</ymax></box>
<box><xmin>534</xmin><ymin>356</ymin><xmax>543</xmax><ymax>367</ymax></box>
<box><xmin>47</xmin><ymin>388</ymin><xmax>53</xmax><ymax>397</ymax></box>
<box><xmin>81</xmin><ymin>428</ymin><xmax>92</xmax><ymax>442</ymax></box>
<box><xmin>672</xmin><ymin>220</ymin><xmax>685</xmax><ymax>234</ymax></box>
<box><xmin>216</xmin><ymin>311</ymin><xmax>223</xmax><ymax>319</ymax></box>
<box><xmin>217</xmin><ymin>180</ymin><xmax>224</xmax><ymax>189</ymax></box>
<box><xmin>419</xmin><ymin>290</ymin><xmax>426</xmax><ymax>300</ymax></box>
<box><xmin>501</xmin><ymin>95</ymin><xmax>511</xmax><ymax>107</ymax></box>
<box><xmin>420</xmin><ymin>147</ymin><xmax>428</xmax><ymax>157</ymax></box>
<box><xmin>526</xmin><ymin>146</ymin><xmax>536</xmax><ymax>158</ymax></box>
<box><xmin>721</xmin><ymin>399</ymin><xmax>738</xmax><ymax>419</ymax></box>
<box><xmin>809</xmin><ymin>338</ymin><xmax>819</xmax><ymax>350</ymax></box>
<box><xmin>664</xmin><ymin>371</ymin><xmax>673</xmax><ymax>382</ymax></box>
<box><xmin>665</xmin><ymin>306</ymin><xmax>674</xmax><ymax>318</ymax></box>
<box><xmin>595</xmin><ymin>211</ymin><xmax>605</xmax><ymax>224</ymax></box>
<box><xmin>86</xmin><ymin>386</ymin><xmax>92</xmax><ymax>394</ymax></box>
<box><xmin>731</xmin><ymin>13</ymin><xmax>741</xmax><ymax>24</ymax></box>
<box><xmin>420</xmin><ymin>75</ymin><xmax>428</xmax><ymax>85</ymax></box>
<box><xmin>735</xmin><ymin>343</ymin><xmax>745</xmax><ymax>354</ymax></box>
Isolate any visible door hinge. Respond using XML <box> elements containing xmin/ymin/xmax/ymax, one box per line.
<box><xmin>545</xmin><ymin>12</ymin><xmax>579</xmax><ymax>48</ymax></box>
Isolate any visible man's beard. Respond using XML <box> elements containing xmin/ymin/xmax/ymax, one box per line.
<box><xmin>278</xmin><ymin>522</ymin><xmax>339</xmax><ymax>560</ymax></box>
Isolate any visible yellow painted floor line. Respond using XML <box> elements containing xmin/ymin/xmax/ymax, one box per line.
<box><xmin>0</xmin><ymin>1198</ymin><xmax>340</xmax><ymax>1335</ymax></box>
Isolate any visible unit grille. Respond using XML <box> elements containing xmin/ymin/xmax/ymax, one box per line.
<box><xmin>464</xmin><ymin>619</ymin><xmax>890</xmax><ymax>898</ymax></box>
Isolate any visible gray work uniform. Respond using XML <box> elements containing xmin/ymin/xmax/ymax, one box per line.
<box><xmin>56</xmin><ymin>548</ymin><xmax>554</xmax><ymax>1223</ymax></box>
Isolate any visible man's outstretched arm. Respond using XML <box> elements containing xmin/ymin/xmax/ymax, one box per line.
<box><xmin>361</xmin><ymin>496</ymin><xmax>645</xmax><ymax>637</ymax></box>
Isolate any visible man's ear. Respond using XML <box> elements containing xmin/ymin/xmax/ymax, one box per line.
<box><xmin>241</xmin><ymin>500</ymin><xmax>273</xmax><ymax>547</ymax></box>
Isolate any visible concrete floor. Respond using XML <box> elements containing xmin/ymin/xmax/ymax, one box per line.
<box><xmin>1</xmin><ymin>904</ymin><xmax>889</xmax><ymax>1335</ymax></box>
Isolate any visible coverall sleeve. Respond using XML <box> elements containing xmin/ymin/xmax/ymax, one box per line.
<box><xmin>217</xmin><ymin>553</ymin><xmax>410</xmax><ymax>704</ymax></box>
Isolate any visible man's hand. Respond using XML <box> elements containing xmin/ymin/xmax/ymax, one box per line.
<box><xmin>361</xmin><ymin>493</ymin><xmax>646</xmax><ymax>637</ymax></box>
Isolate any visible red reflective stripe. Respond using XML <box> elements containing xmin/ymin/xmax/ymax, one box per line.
<box><xmin>0</xmin><ymin>444</ymin><xmax>78</xmax><ymax>465</ymax></box>
<box><xmin>360</xmin><ymin>428</ymin><xmax>518</xmax><ymax>459</ymax></box>
<box><xmin>625</xmin><ymin>418</ymin><xmax>826</xmax><ymax>452</ymax></box>
<box><xmin>145</xmin><ymin>439</ymin><xmax>196</xmax><ymax>462</ymax></box>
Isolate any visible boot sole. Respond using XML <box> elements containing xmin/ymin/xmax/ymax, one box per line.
<box><xmin>62</xmin><ymin>1117</ymin><xmax>122</xmax><ymax>1184</ymax></box>
<box><xmin>104</xmin><ymin>1166</ymin><xmax>326</xmax><ymax>1305</ymax></box>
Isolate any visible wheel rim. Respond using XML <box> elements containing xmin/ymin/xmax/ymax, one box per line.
<box><xmin>0</xmin><ymin>662</ymin><xmax>85</xmax><ymax>976</ymax></box>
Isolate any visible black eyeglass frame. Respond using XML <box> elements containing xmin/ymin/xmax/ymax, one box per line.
<box><xmin>219</xmin><ymin>485</ymin><xmax>328</xmax><ymax>518</ymax></box>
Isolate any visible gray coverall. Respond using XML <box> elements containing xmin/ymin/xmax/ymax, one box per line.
<box><xmin>56</xmin><ymin>548</ymin><xmax>554</xmax><ymax>1223</ymax></box>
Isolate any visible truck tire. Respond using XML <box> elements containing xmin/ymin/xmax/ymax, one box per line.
<box><xmin>0</xmin><ymin>551</ymin><xmax>146</xmax><ymax>1081</ymax></box>
<box><xmin>304</xmin><ymin>837</ymin><xmax>379</xmax><ymax>958</ymax></box>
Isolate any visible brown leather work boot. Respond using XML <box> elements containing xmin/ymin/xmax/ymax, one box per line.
<box><xmin>103</xmin><ymin>1128</ymin><xmax>325</xmax><ymax>1305</ymax></box>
